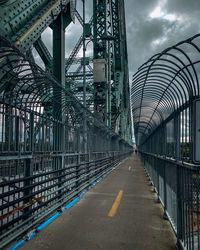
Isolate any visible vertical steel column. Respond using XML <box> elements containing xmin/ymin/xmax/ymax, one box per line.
<box><xmin>53</xmin><ymin>12</ymin><xmax>66</xmax><ymax>152</ymax></box>
<box><xmin>82</xmin><ymin>0</ymin><xmax>87</xmax><ymax>152</ymax></box>
<box><xmin>53</xmin><ymin>12</ymin><xmax>65</xmax><ymax>87</ymax></box>
<box><xmin>52</xmin><ymin>12</ymin><xmax>66</xmax><ymax>205</ymax></box>
<box><xmin>93</xmin><ymin>0</ymin><xmax>108</xmax><ymax>123</ymax></box>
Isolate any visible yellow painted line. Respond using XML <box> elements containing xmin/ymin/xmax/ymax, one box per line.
<box><xmin>128</xmin><ymin>166</ymin><xmax>131</xmax><ymax>171</ymax></box>
<box><xmin>15</xmin><ymin>0</ymin><xmax>62</xmax><ymax>45</ymax></box>
<box><xmin>108</xmin><ymin>190</ymin><xmax>123</xmax><ymax>217</ymax></box>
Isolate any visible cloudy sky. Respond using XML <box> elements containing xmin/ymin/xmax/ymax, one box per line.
<box><xmin>125</xmin><ymin>0</ymin><xmax>200</xmax><ymax>78</ymax></box>
<box><xmin>37</xmin><ymin>0</ymin><xmax>200</xmax><ymax>80</ymax></box>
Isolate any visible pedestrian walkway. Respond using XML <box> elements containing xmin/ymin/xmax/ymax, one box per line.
<box><xmin>20</xmin><ymin>154</ymin><xmax>176</xmax><ymax>250</ymax></box>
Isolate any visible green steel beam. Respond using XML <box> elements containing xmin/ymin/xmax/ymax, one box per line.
<box><xmin>93</xmin><ymin>0</ymin><xmax>108</xmax><ymax>123</ymax></box>
<box><xmin>111</xmin><ymin>0</ymin><xmax>121</xmax><ymax>71</ymax></box>
<box><xmin>34</xmin><ymin>37</ymin><xmax>52</xmax><ymax>72</ymax></box>
<box><xmin>0</xmin><ymin>0</ymin><xmax>72</xmax><ymax>52</ymax></box>
<box><xmin>65</xmin><ymin>16</ymin><xmax>93</xmax><ymax>73</ymax></box>
<box><xmin>52</xmin><ymin>8</ymin><xmax>72</xmax><ymax>152</ymax></box>
<box><xmin>119</xmin><ymin>0</ymin><xmax>132</xmax><ymax>143</ymax></box>
<box><xmin>109</xmin><ymin>0</ymin><xmax>132</xmax><ymax>143</ymax></box>
<box><xmin>0</xmin><ymin>0</ymin><xmax>132</xmax><ymax>144</ymax></box>
<box><xmin>93</xmin><ymin>0</ymin><xmax>107</xmax><ymax>59</ymax></box>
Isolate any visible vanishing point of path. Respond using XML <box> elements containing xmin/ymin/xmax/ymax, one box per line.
<box><xmin>20</xmin><ymin>154</ymin><xmax>176</xmax><ymax>250</ymax></box>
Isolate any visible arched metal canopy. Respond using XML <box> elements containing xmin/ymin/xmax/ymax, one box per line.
<box><xmin>131</xmin><ymin>33</ymin><xmax>200</xmax><ymax>146</ymax></box>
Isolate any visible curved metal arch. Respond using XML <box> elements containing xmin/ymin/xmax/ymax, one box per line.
<box><xmin>132</xmin><ymin>69</ymin><xmax>190</xmax><ymax>103</ymax></box>
<box><xmin>131</xmin><ymin>85</ymin><xmax>177</xmax><ymax>111</ymax></box>
<box><xmin>132</xmin><ymin>70</ymin><xmax>189</xmax><ymax>105</ymax></box>
<box><xmin>132</xmin><ymin>80</ymin><xmax>181</xmax><ymax>116</ymax></box>
<box><xmin>146</xmin><ymin>52</ymin><xmax>197</xmax><ymax>95</ymax></box>
<box><xmin>143</xmin><ymin>58</ymin><xmax>200</xmax><ymax>125</ymax></box>
<box><xmin>132</xmin><ymin>61</ymin><xmax>196</xmax><ymax>107</ymax></box>
<box><xmin>131</xmin><ymin>33</ymin><xmax>200</xmax><ymax>147</ymax></box>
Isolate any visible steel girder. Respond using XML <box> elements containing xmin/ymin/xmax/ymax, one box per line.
<box><xmin>34</xmin><ymin>37</ymin><xmax>53</xmax><ymax>72</ymax></box>
<box><xmin>110</xmin><ymin>0</ymin><xmax>131</xmax><ymax>142</ymax></box>
<box><xmin>93</xmin><ymin>0</ymin><xmax>108</xmax><ymax>122</ymax></box>
<box><xmin>0</xmin><ymin>0</ymin><xmax>132</xmax><ymax>143</ymax></box>
<box><xmin>92</xmin><ymin>0</ymin><xmax>132</xmax><ymax>143</ymax></box>
<box><xmin>0</xmin><ymin>0</ymin><xmax>74</xmax><ymax>52</ymax></box>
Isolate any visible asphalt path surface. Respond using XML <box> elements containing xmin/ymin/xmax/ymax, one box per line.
<box><xmin>20</xmin><ymin>154</ymin><xmax>176</xmax><ymax>250</ymax></box>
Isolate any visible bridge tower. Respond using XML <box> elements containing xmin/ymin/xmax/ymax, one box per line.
<box><xmin>93</xmin><ymin>0</ymin><xmax>132</xmax><ymax>142</ymax></box>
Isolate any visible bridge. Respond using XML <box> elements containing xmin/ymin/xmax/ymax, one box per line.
<box><xmin>0</xmin><ymin>1</ymin><xmax>199</xmax><ymax>250</ymax></box>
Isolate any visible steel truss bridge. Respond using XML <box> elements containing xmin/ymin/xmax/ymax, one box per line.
<box><xmin>1</xmin><ymin>1</ymin><xmax>200</xmax><ymax>250</ymax></box>
<box><xmin>0</xmin><ymin>0</ymin><xmax>132</xmax><ymax>248</ymax></box>
<box><xmin>132</xmin><ymin>34</ymin><xmax>200</xmax><ymax>250</ymax></box>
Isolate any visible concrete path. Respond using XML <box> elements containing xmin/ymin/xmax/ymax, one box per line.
<box><xmin>20</xmin><ymin>154</ymin><xmax>176</xmax><ymax>250</ymax></box>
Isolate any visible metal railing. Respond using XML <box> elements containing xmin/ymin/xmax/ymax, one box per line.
<box><xmin>141</xmin><ymin>152</ymin><xmax>200</xmax><ymax>250</ymax></box>
<box><xmin>0</xmin><ymin>36</ymin><xmax>132</xmax><ymax>248</ymax></box>
<box><xmin>131</xmin><ymin>34</ymin><xmax>200</xmax><ymax>250</ymax></box>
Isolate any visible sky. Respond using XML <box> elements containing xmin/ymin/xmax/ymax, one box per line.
<box><xmin>125</xmin><ymin>0</ymin><xmax>200</xmax><ymax>78</ymax></box>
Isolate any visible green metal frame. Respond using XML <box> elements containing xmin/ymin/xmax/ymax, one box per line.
<box><xmin>0</xmin><ymin>0</ymin><xmax>132</xmax><ymax>143</ymax></box>
<box><xmin>93</xmin><ymin>0</ymin><xmax>108</xmax><ymax>123</ymax></box>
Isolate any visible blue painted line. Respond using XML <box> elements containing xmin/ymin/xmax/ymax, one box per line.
<box><xmin>97</xmin><ymin>177</ymin><xmax>102</xmax><ymax>182</ymax></box>
<box><xmin>9</xmin><ymin>164</ymin><xmax>120</xmax><ymax>249</ymax></box>
<box><xmin>66</xmin><ymin>197</ymin><xmax>80</xmax><ymax>209</ymax></box>
<box><xmin>91</xmin><ymin>182</ymin><xmax>96</xmax><ymax>188</ymax></box>
<box><xmin>79</xmin><ymin>191</ymin><xmax>86</xmax><ymax>198</ymax></box>
<box><xmin>36</xmin><ymin>212</ymin><xmax>60</xmax><ymax>231</ymax></box>
<box><xmin>10</xmin><ymin>239</ymin><xmax>25</xmax><ymax>250</ymax></box>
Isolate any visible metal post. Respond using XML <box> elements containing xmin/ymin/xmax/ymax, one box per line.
<box><xmin>107</xmin><ymin>40</ymin><xmax>111</xmax><ymax>128</ymax></box>
<box><xmin>23</xmin><ymin>158</ymin><xmax>32</xmax><ymax>220</ymax></box>
<box><xmin>176</xmin><ymin>165</ymin><xmax>183</xmax><ymax>248</ymax></box>
<box><xmin>15</xmin><ymin>116</ymin><xmax>19</xmax><ymax>152</ymax></box>
<box><xmin>82</xmin><ymin>0</ymin><xmax>87</xmax><ymax>153</ymax></box>
<box><xmin>163</xmin><ymin>161</ymin><xmax>168</xmax><ymax>220</ymax></box>
<box><xmin>156</xmin><ymin>158</ymin><xmax>161</xmax><ymax>203</ymax></box>
<box><xmin>52</xmin><ymin>12</ymin><xmax>66</xmax><ymax>205</ymax></box>
<box><xmin>30</xmin><ymin>113</ymin><xmax>34</xmax><ymax>152</ymax></box>
<box><xmin>174</xmin><ymin>113</ymin><xmax>180</xmax><ymax>160</ymax></box>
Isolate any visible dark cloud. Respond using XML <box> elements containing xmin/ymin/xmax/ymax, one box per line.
<box><xmin>164</xmin><ymin>0</ymin><xmax>200</xmax><ymax>14</ymax></box>
<box><xmin>125</xmin><ymin>0</ymin><xmax>200</xmax><ymax>77</ymax></box>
